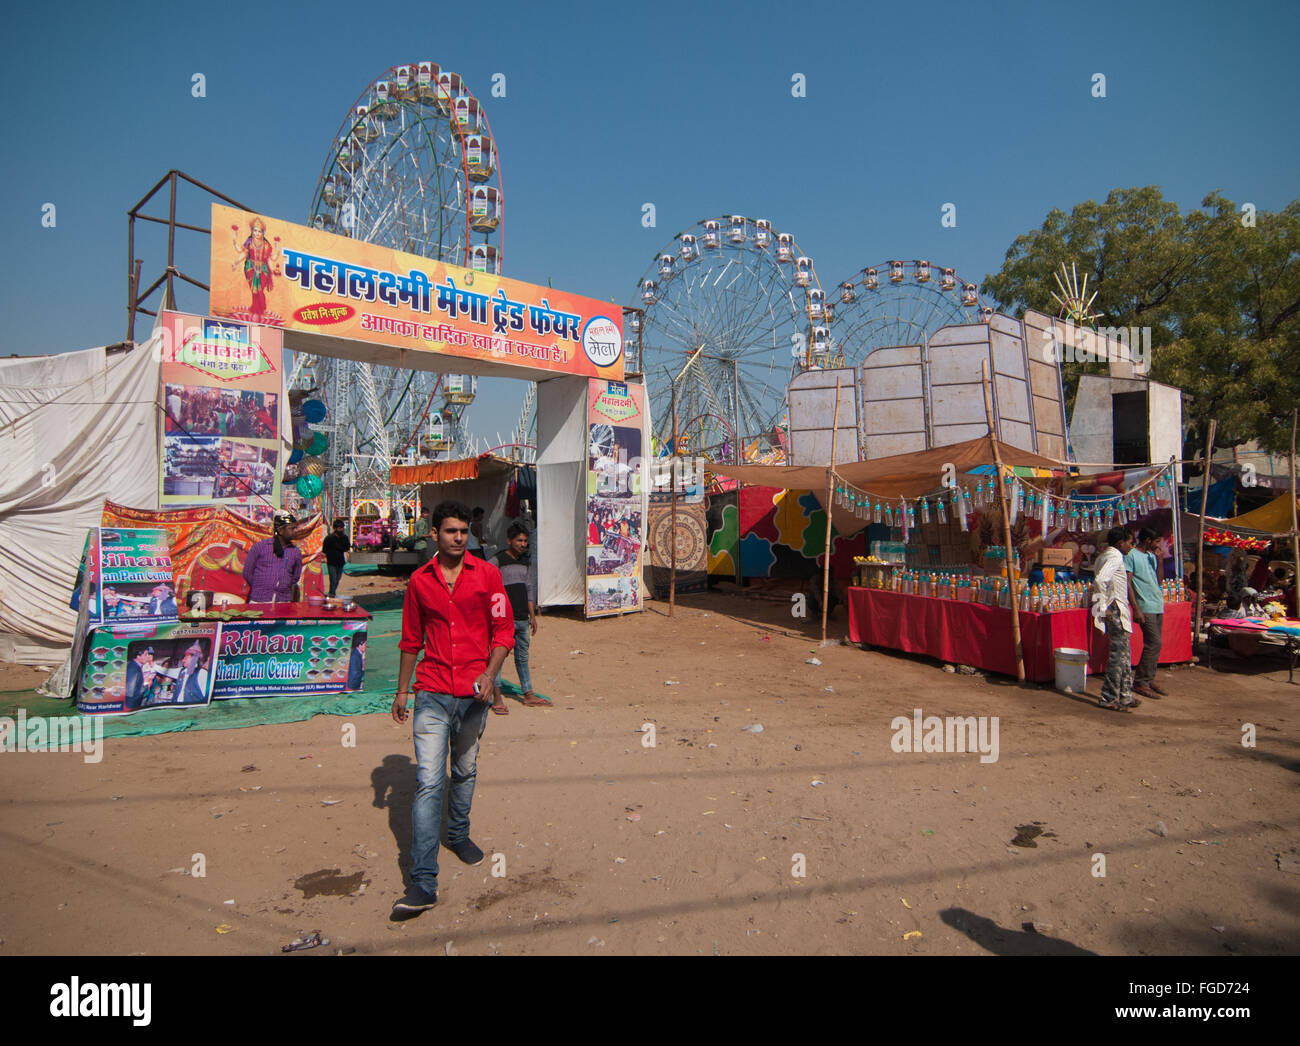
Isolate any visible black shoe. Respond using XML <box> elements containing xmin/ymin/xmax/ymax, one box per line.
<box><xmin>446</xmin><ymin>838</ymin><xmax>485</xmax><ymax>866</ymax></box>
<box><xmin>391</xmin><ymin>886</ymin><xmax>437</xmax><ymax>918</ymax></box>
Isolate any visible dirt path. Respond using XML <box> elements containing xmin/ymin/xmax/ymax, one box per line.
<box><xmin>2</xmin><ymin>585</ymin><xmax>1298</xmax><ymax>955</ymax></box>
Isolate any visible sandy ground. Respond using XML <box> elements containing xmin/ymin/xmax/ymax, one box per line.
<box><xmin>2</xmin><ymin>573</ymin><xmax>1299</xmax><ymax>957</ymax></box>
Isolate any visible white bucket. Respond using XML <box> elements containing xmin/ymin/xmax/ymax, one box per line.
<box><xmin>1054</xmin><ymin>647</ymin><xmax>1089</xmax><ymax>694</ymax></box>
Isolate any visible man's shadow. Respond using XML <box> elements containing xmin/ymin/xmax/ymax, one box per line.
<box><xmin>372</xmin><ymin>755</ymin><xmax>416</xmax><ymax>887</ymax></box>
<box><xmin>371</xmin><ymin>755</ymin><xmax>455</xmax><ymax>889</ymax></box>
<box><xmin>940</xmin><ymin>907</ymin><xmax>1097</xmax><ymax>956</ymax></box>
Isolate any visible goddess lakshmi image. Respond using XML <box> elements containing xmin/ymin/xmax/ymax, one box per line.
<box><xmin>230</xmin><ymin>217</ymin><xmax>281</xmax><ymax>323</ymax></box>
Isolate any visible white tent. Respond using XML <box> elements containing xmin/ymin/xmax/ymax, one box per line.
<box><xmin>0</xmin><ymin>344</ymin><xmax>160</xmax><ymax>665</ymax></box>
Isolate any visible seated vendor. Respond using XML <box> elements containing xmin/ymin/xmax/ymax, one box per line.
<box><xmin>241</xmin><ymin>512</ymin><xmax>303</xmax><ymax>603</ymax></box>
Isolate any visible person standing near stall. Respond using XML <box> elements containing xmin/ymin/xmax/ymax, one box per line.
<box><xmin>390</xmin><ymin>500</ymin><xmax>514</xmax><ymax>916</ymax></box>
<box><xmin>242</xmin><ymin>513</ymin><xmax>303</xmax><ymax>603</ymax></box>
<box><xmin>490</xmin><ymin>523</ymin><xmax>547</xmax><ymax>714</ymax></box>
<box><xmin>323</xmin><ymin>518</ymin><xmax>351</xmax><ymax>598</ymax></box>
<box><xmin>1126</xmin><ymin>527</ymin><xmax>1168</xmax><ymax>699</ymax></box>
<box><xmin>1093</xmin><ymin>527</ymin><xmax>1142</xmax><ymax>712</ymax></box>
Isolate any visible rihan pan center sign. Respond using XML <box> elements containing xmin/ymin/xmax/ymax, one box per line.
<box><xmin>209</xmin><ymin>203</ymin><xmax>623</xmax><ymax>380</ymax></box>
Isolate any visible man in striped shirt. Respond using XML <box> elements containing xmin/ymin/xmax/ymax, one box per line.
<box><xmin>491</xmin><ymin>523</ymin><xmax>548</xmax><ymax>713</ymax></box>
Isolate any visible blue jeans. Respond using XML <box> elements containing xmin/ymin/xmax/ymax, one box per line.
<box><xmin>327</xmin><ymin>563</ymin><xmax>343</xmax><ymax>597</ymax></box>
<box><xmin>410</xmin><ymin>691</ymin><xmax>490</xmax><ymax>893</ymax></box>
<box><xmin>495</xmin><ymin>619</ymin><xmax>532</xmax><ymax>693</ymax></box>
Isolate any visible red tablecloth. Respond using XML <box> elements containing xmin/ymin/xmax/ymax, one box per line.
<box><xmin>227</xmin><ymin>602</ymin><xmax>371</xmax><ymax>622</ymax></box>
<box><xmin>847</xmin><ymin>587</ymin><xmax>1192</xmax><ymax>681</ymax></box>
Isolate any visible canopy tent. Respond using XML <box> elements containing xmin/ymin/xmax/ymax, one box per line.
<box><xmin>390</xmin><ymin>453</ymin><xmax>518</xmax><ymax>487</ymax></box>
<box><xmin>0</xmin><ymin>345</ymin><xmax>161</xmax><ymax>664</ymax></box>
<box><xmin>709</xmin><ymin>435</ymin><xmax>1069</xmax><ymax>538</ymax></box>
<box><xmin>1211</xmin><ymin>492</ymin><xmax>1300</xmax><ymax>536</ymax></box>
<box><xmin>390</xmin><ymin>453</ymin><xmax>536</xmax><ymax>556</ymax></box>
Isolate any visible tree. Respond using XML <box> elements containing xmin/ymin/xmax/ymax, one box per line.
<box><xmin>1159</xmin><ymin>193</ymin><xmax>1300</xmax><ymax>455</ymax></box>
<box><xmin>983</xmin><ymin>188</ymin><xmax>1300</xmax><ymax>457</ymax></box>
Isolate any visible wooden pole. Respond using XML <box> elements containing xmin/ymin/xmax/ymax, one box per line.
<box><xmin>1291</xmin><ymin>408</ymin><xmax>1299</xmax><ymax>616</ymax></box>
<box><xmin>982</xmin><ymin>360</ymin><xmax>1025</xmax><ymax>683</ymax></box>
<box><xmin>1193</xmin><ymin>419</ymin><xmax>1217</xmax><ymax>650</ymax></box>
<box><xmin>669</xmin><ymin>384</ymin><xmax>677</xmax><ymax>619</ymax></box>
<box><xmin>821</xmin><ymin>376</ymin><xmax>842</xmax><ymax>645</ymax></box>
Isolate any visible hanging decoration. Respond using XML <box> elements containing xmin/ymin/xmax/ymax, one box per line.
<box><xmin>827</xmin><ymin>461</ymin><xmax>1176</xmax><ymax>550</ymax></box>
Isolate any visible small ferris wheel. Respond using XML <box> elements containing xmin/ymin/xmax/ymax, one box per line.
<box><xmin>632</xmin><ymin>215</ymin><xmax>824</xmax><ymax>459</ymax></box>
<box><xmin>829</xmin><ymin>260</ymin><xmax>988</xmax><ymax>367</ymax></box>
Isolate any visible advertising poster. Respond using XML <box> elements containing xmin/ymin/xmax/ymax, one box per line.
<box><xmin>158</xmin><ymin>310</ymin><xmax>286</xmax><ymax>524</ymax></box>
<box><xmin>212</xmin><ymin>619</ymin><xmax>368</xmax><ymax>698</ymax></box>
<box><xmin>209</xmin><ymin>204</ymin><xmax>624</xmax><ymax>381</ymax></box>
<box><xmin>94</xmin><ymin>528</ymin><xmax>178</xmax><ymax>623</ymax></box>
<box><xmin>76</xmin><ymin>621</ymin><xmax>220</xmax><ymax>716</ymax></box>
<box><xmin>585</xmin><ymin>379</ymin><xmax>646</xmax><ymax>618</ymax></box>
<box><xmin>102</xmin><ymin>502</ymin><xmax>325</xmax><ymax>603</ymax></box>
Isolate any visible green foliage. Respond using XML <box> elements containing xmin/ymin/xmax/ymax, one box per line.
<box><xmin>983</xmin><ymin>188</ymin><xmax>1300</xmax><ymax>455</ymax></box>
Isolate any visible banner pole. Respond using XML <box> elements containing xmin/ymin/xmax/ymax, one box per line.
<box><xmin>982</xmin><ymin>360</ymin><xmax>1024</xmax><ymax>683</ymax></box>
<box><xmin>1193</xmin><ymin>419</ymin><xmax>1217</xmax><ymax>652</ymax></box>
<box><xmin>821</xmin><ymin>376</ymin><xmax>841</xmax><ymax>646</ymax></box>
<box><xmin>1291</xmin><ymin>408</ymin><xmax>1298</xmax><ymax>617</ymax></box>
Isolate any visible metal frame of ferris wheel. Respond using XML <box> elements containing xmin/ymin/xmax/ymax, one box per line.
<box><xmin>299</xmin><ymin>65</ymin><xmax>504</xmax><ymax>513</ymax></box>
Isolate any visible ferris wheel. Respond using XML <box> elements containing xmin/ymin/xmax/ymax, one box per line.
<box><xmin>295</xmin><ymin>62</ymin><xmax>504</xmax><ymax>508</ymax></box>
<box><xmin>828</xmin><ymin>260</ymin><xmax>987</xmax><ymax>366</ymax></box>
<box><xmin>633</xmin><ymin>216</ymin><xmax>822</xmax><ymax>460</ymax></box>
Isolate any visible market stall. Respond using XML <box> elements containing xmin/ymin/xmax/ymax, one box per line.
<box><xmin>712</xmin><ymin>422</ymin><xmax>1193</xmax><ymax>682</ymax></box>
<box><xmin>847</xmin><ymin>584</ymin><xmax>1193</xmax><ymax>682</ymax></box>
<box><xmin>69</xmin><ymin>521</ymin><xmax>368</xmax><ymax>715</ymax></box>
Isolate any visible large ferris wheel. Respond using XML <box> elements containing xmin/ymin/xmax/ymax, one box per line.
<box><xmin>293</xmin><ymin>62</ymin><xmax>504</xmax><ymax>508</ymax></box>
<box><xmin>633</xmin><ymin>216</ymin><xmax>824</xmax><ymax>460</ymax></box>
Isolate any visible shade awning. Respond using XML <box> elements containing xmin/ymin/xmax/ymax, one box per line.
<box><xmin>707</xmin><ymin>435</ymin><xmax>1070</xmax><ymax>539</ymax></box>
<box><xmin>1208</xmin><ymin>492</ymin><xmax>1300</xmax><ymax>536</ymax></box>
<box><xmin>709</xmin><ymin>435</ymin><xmax>1068</xmax><ymax>500</ymax></box>
<box><xmin>389</xmin><ymin>453</ymin><xmax>521</xmax><ymax>487</ymax></box>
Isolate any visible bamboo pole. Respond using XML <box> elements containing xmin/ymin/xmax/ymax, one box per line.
<box><xmin>669</xmin><ymin>386</ymin><xmax>677</xmax><ymax>619</ymax></box>
<box><xmin>982</xmin><ymin>360</ymin><xmax>1025</xmax><ymax>683</ymax></box>
<box><xmin>1193</xmin><ymin>419</ymin><xmax>1217</xmax><ymax>651</ymax></box>
<box><xmin>1291</xmin><ymin>408</ymin><xmax>1299</xmax><ymax>616</ymax></box>
<box><xmin>820</xmin><ymin>376</ymin><xmax>842</xmax><ymax>645</ymax></box>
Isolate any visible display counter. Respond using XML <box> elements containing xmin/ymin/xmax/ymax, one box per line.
<box><xmin>76</xmin><ymin>602</ymin><xmax>370</xmax><ymax>715</ymax></box>
<box><xmin>846</xmin><ymin>587</ymin><xmax>1192</xmax><ymax>682</ymax></box>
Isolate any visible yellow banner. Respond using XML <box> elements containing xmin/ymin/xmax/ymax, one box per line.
<box><xmin>210</xmin><ymin>204</ymin><xmax>624</xmax><ymax>380</ymax></box>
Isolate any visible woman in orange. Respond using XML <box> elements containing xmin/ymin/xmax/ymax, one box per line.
<box><xmin>231</xmin><ymin>217</ymin><xmax>278</xmax><ymax>321</ymax></box>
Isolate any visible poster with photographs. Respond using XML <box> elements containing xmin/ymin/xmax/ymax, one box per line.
<box><xmin>212</xmin><ymin>619</ymin><xmax>368</xmax><ymax>698</ymax></box>
<box><xmin>158</xmin><ymin>311</ymin><xmax>286</xmax><ymax>517</ymax></box>
<box><xmin>92</xmin><ymin>528</ymin><xmax>179</xmax><ymax>624</ymax></box>
<box><xmin>585</xmin><ymin>379</ymin><xmax>646</xmax><ymax>618</ymax></box>
<box><xmin>76</xmin><ymin>621</ymin><xmax>219</xmax><ymax>716</ymax></box>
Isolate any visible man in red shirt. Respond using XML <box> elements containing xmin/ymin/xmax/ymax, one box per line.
<box><xmin>391</xmin><ymin>500</ymin><xmax>514</xmax><ymax>917</ymax></box>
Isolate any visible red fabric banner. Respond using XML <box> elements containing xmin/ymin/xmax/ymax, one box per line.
<box><xmin>102</xmin><ymin>501</ymin><xmax>324</xmax><ymax>602</ymax></box>
<box><xmin>847</xmin><ymin>588</ymin><xmax>1192</xmax><ymax>682</ymax></box>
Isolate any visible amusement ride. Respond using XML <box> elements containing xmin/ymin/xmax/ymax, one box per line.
<box><xmin>634</xmin><ymin>216</ymin><xmax>825</xmax><ymax>462</ymax></box>
<box><xmin>290</xmin><ymin>62</ymin><xmax>504</xmax><ymax>515</ymax></box>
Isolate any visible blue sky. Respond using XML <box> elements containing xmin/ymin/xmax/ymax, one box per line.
<box><xmin>3</xmin><ymin>0</ymin><xmax>1297</xmax><ymax>443</ymax></box>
